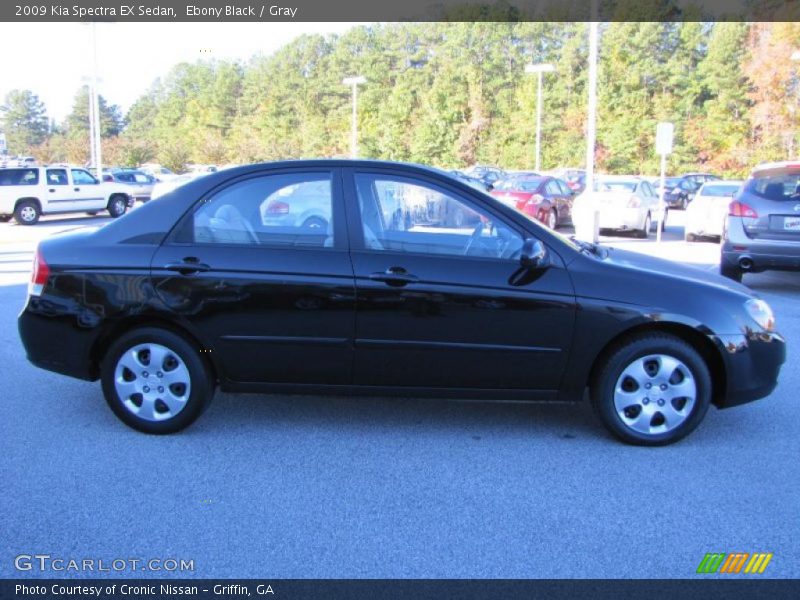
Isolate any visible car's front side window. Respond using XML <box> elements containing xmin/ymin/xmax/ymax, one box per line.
<box><xmin>71</xmin><ymin>169</ymin><xmax>97</xmax><ymax>185</ymax></box>
<box><xmin>183</xmin><ymin>172</ymin><xmax>334</xmax><ymax>248</ymax></box>
<box><xmin>353</xmin><ymin>173</ymin><xmax>524</xmax><ymax>260</ymax></box>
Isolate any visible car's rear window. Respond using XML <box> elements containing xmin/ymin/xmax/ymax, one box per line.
<box><xmin>700</xmin><ymin>183</ymin><xmax>740</xmax><ymax>197</ymax></box>
<box><xmin>0</xmin><ymin>168</ymin><xmax>39</xmax><ymax>186</ymax></box>
<box><xmin>593</xmin><ymin>180</ymin><xmax>637</xmax><ymax>193</ymax></box>
<box><xmin>746</xmin><ymin>171</ymin><xmax>800</xmax><ymax>201</ymax></box>
<box><xmin>495</xmin><ymin>177</ymin><xmax>543</xmax><ymax>192</ymax></box>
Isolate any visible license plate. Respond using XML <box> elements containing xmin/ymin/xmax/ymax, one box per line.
<box><xmin>784</xmin><ymin>217</ymin><xmax>800</xmax><ymax>231</ymax></box>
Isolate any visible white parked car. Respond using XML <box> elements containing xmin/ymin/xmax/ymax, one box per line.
<box><xmin>573</xmin><ymin>176</ymin><xmax>665</xmax><ymax>238</ymax></box>
<box><xmin>150</xmin><ymin>172</ymin><xmax>207</xmax><ymax>200</ymax></box>
<box><xmin>0</xmin><ymin>166</ymin><xmax>133</xmax><ymax>225</ymax></box>
<box><xmin>684</xmin><ymin>180</ymin><xmax>742</xmax><ymax>242</ymax></box>
<box><xmin>139</xmin><ymin>164</ymin><xmax>179</xmax><ymax>182</ymax></box>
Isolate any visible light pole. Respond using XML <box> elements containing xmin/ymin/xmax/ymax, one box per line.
<box><xmin>525</xmin><ymin>63</ymin><xmax>555</xmax><ymax>173</ymax></box>
<box><xmin>792</xmin><ymin>51</ymin><xmax>800</xmax><ymax>158</ymax></box>
<box><xmin>342</xmin><ymin>76</ymin><xmax>366</xmax><ymax>158</ymax></box>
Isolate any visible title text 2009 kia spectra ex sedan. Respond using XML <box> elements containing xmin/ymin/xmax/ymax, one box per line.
<box><xmin>18</xmin><ymin>161</ymin><xmax>786</xmax><ymax>445</ymax></box>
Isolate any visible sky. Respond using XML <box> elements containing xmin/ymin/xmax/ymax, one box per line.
<box><xmin>0</xmin><ymin>22</ymin><xmax>361</xmax><ymax>123</ymax></box>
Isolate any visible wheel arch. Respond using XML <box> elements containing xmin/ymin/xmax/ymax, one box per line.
<box><xmin>15</xmin><ymin>197</ymin><xmax>42</xmax><ymax>212</ymax></box>
<box><xmin>587</xmin><ymin>321</ymin><xmax>727</xmax><ymax>407</ymax></box>
<box><xmin>89</xmin><ymin>316</ymin><xmax>220</xmax><ymax>384</ymax></box>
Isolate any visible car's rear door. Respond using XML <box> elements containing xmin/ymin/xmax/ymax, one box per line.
<box><xmin>150</xmin><ymin>168</ymin><xmax>356</xmax><ymax>386</ymax></box>
<box><xmin>344</xmin><ymin>167</ymin><xmax>576</xmax><ymax>393</ymax></box>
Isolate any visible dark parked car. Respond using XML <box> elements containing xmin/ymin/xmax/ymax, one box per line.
<box><xmin>654</xmin><ymin>173</ymin><xmax>721</xmax><ymax>210</ymax></box>
<box><xmin>491</xmin><ymin>174</ymin><xmax>574</xmax><ymax>229</ymax></box>
<box><xmin>720</xmin><ymin>161</ymin><xmax>800</xmax><ymax>282</ymax></box>
<box><xmin>462</xmin><ymin>165</ymin><xmax>508</xmax><ymax>188</ymax></box>
<box><xmin>19</xmin><ymin>160</ymin><xmax>785</xmax><ymax>445</ymax></box>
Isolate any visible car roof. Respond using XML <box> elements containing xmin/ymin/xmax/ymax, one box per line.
<box><xmin>752</xmin><ymin>161</ymin><xmax>800</xmax><ymax>173</ymax></box>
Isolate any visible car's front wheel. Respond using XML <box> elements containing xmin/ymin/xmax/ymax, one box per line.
<box><xmin>101</xmin><ymin>328</ymin><xmax>214</xmax><ymax>433</ymax></box>
<box><xmin>591</xmin><ymin>333</ymin><xmax>711</xmax><ymax>445</ymax></box>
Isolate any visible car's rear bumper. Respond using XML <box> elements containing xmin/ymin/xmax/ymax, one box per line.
<box><xmin>722</xmin><ymin>218</ymin><xmax>800</xmax><ymax>272</ymax></box>
<box><xmin>713</xmin><ymin>332</ymin><xmax>786</xmax><ymax>408</ymax></box>
<box><xmin>18</xmin><ymin>300</ymin><xmax>98</xmax><ymax>381</ymax></box>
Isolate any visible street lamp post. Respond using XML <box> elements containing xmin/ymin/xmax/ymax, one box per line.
<box><xmin>342</xmin><ymin>76</ymin><xmax>366</xmax><ymax>158</ymax></box>
<box><xmin>525</xmin><ymin>63</ymin><xmax>555</xmax><ymax>173</ymax></box>
<box><xmin>792</xmin><ymin>51</ymin><xmax>800</xmax><ymax>158</ymax></box>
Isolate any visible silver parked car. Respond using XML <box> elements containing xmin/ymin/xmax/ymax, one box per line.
<box><xmin>721</xmin><ymin>161</ymin><xmax>800</xmax><ymax>282</ymax></box>
<box><xmin>573</xmin><ymin>176</ymin><xmax>665</xmax><ymax>238</ymax></box>
<box><xmin>684</xmin><ymin>180</ymin><xmax>742</xmax><ymax>242</ymax></box>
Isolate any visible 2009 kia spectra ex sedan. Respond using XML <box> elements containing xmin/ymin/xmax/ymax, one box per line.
<box><xmin>18</xmin><ymin>160</ymin><xmax>786</xmax><ymax>445</ymax></box>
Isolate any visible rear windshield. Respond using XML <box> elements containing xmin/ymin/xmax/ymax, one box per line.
<box><xmin>495</xmin><ymin>177</ymin><xmax>543</xmax><ymax>192</ymax></box>
<box><xmin>746</xmin><ymin>171</ymin><xmax>800</xmax><ymax>201</ymax></box>
<box><xmin>593</xmin><ymin>180</ymin><xmax>637</xmax><ymax>192</ymax></box>
<box><xmin>700</xmin><ymin>183</ymin><xmax>740</xmax><ymax>197</ymax></box>
<box><xmin>0</xmin><ymin>168</ymin><xmax>39</xmax><ymax>186</ymax></box>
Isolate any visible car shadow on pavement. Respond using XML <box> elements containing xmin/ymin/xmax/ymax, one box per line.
<box><xmin>199</xmin><ymin>391</ymin><xmax>606</xmax><ymax>443</ymax></box>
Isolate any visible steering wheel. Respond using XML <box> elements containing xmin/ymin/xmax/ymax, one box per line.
<box><xmin>463</xmin><ymin>222</ymin><xmax>486</xmax><ymax>256</ymax></box>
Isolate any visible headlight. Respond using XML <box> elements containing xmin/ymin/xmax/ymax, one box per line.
<box><xmin>745</xmin><ymin>298</ymin><xmax>775</xmax><ymax>331</ymax></box>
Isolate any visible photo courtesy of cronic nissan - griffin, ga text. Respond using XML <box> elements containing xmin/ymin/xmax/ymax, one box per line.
<box><xmin>17</xmin><ymin>161</ymin><xmax>786</xmax><ymax>445</ymax></box>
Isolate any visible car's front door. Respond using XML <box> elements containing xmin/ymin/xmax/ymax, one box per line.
<box><xmin>150</xmin><ymin>169</ymin><xmax>356</xmax><ymax>385</ymax></box>
<box><xmin>70</xmin><ymin>168</ymin><xmax>106</xmax><ymax>210</ymax></box>
<box><xmin>345</xmin><ymin>169</ymin><xmax>577</xmax><ymax>393</ymax></box>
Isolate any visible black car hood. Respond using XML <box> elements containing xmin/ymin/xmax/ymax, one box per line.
<box><xmin>581</xmin><ymin>245</ymin><xmax>753</xmax><ymax>301</ymax></box>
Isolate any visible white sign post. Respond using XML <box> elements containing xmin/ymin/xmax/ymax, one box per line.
<box><xmin>655</xmin><ymin>122</ymin><xmax>674</xmax><ymax>244</ymax></box>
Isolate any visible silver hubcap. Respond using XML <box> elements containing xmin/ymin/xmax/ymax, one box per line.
<box><xmin>114</xmin><ymin>343</ymin><xmax>191</xmax><ymax>421</ymax></box>
<box><xmin>548</xmin><ymin>211</ymin><xmax>556</xmax><ymax>228</ymax></box>
<box><xmin>20</xmin><ymin>206</ymin><xmax>36</xmax><ymax>221</ymax></box>
<box><xmin>113</xmin><ymin>200</ymin><xmax>125</xmax><ymax>213</ymax></box>
<box><xmin>614</xmin><ymin>354</ymin><xmax>696</xmax><ymax>435</ymax></box>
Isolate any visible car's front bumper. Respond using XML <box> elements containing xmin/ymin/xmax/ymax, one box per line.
<box><xmin>712</xmin><ymin>331</ymin><xmax>786</xmax><ymax>408</ymax></box>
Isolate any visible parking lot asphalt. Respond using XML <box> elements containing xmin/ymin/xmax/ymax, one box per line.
<box><xmin>1</xmin><ymin>211</ymin><xmax>798</xmax><ymax>578</ymax></box>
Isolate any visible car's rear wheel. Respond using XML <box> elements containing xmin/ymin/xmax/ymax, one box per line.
<box><xmin>546</xmin><ymin>209</ymin><xmax>557</xmax><ymax>229</ymax></box>
<box><xmin>720</xmin><ymin>260</ymin><xmax>743</xmax><ymax>283</ymax></box>
<box><xmin>591</xmin><ymin>333</ymin><xmax>711</xmax><ymax>446</ymax></box>
<box><xmin>107</xmin><ymin>195</ymin><xmax>128</xmax><ymax>218</ymax></box>
<box><xmin>302</xmin><ymin>216</ymin><xmax>328</xmax><ymax>230</ymax></box>
<box><xmin>101</xmin><ymin>328</ymin><xmax>214</xmax><ymax>434</ymax></box>
<box><xmin>634</xmin><ymin>213</ymin><xmax>651</xmax><ymax>238</ymax></box>
<box><xmin>14</xmin><ymin>200</ymin><xmax>41</xmax><ymax>225</ymax></box>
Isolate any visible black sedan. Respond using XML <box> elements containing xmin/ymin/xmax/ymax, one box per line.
<box><xmin>18</xmin><ymin>160</ymin><xmax>785</xmax><ymax>445</ymax></box>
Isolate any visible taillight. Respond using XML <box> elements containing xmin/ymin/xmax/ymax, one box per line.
<box><xmin>266</xmin><ymin>200</ymin><xmax>290</xmax><ymax>215</ymax></box>
<box><xmin>730</xmin><ymin>201</ymin><xmax>758</xmax><ymax>218</ymax></box>
<box><xmin>526</xmin><ymin>194</ymin><xmax>544</xmax><ymax>207</ymax></box>
<box><xmin>29</xmin><ymin>248</ymin><xmax>50</xmax><ymax>297</ymax></box>
<box><xmin>627</xmin><ymin>195</ymin><xmax>641</xmax><ymax>208</ymax></box>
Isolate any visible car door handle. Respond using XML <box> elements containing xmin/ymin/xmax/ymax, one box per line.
<box><xmin>368</xmin><ymin>267</ymin><xmax>418</xmax><ymax>287</ymax></box>
<box><xmin>49</xmin><ymin>188</ymin><xmax>56</xmax><ymax>192</ymax></box>
<box><xmin>164</xmin><ymin>259</ymin><xmax>211</xmax><ymax>275</ymax></box>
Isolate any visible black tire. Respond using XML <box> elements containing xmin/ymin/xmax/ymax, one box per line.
<box><xmin>107</xmin><ymin>195</ymin><xmax>128</xmax><ymax>218</ymax></box>
<box><xmin>634</xmin><ymin>213</ymin><xmax>651</xmax><ymax>239</ymax></box>
<box><xmin>14</xmin><ymin>200</ymin><xmax>40</xmax><ymax>225</ymax></box>
<box><xmin>720</xmin><ymin>260</ymin><xmax>743</xmax><ymax>283</ymax></box>
<box><xmin>590</xmin><ymin>333</ymin><xmax>712</xmax><ymax>446</ymax></box>
<box><xmin>101</xmin><ymin>327</ymin><xmax>214</xmax><ymax>434</ymax></box>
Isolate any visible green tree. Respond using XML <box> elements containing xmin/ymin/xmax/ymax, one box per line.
<box><xmin>1</xmin><ymin>89</ymin><xmax>49</xmax><ymax>155</ymax></box>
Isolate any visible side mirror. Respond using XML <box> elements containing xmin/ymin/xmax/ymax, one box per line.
<box><xmin>520</xmin><ymin>238</ymin><xmax>549</xmax><ymax>270</ymax></box>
